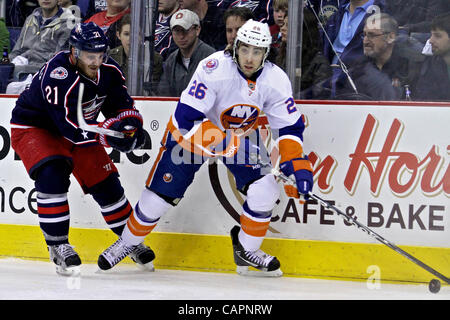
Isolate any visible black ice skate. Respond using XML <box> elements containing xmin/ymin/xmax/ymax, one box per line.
<box><xmin>48</xmin><ymin>244</ymin><xmax>81</xmax><ymax>276</ymax></box>
<box><xmin>129</xmin><ymin>243</ymin><xmax>156</xmax><ymax>271</ymax></box>
<box><xmin>97</xmin><ymin>237</ymin><xmax>135</xmax><ymax>270</ymax></box>
<box><xmin>230</xmin><ymin>225</ymin><xmax>282</xmax><ymax>277</ymax></box>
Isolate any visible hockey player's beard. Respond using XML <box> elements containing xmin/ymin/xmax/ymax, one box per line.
<box><xmin>77</xmin><ymin>59</ymin><xmax>99</xmax><ymax>80</ymax></box>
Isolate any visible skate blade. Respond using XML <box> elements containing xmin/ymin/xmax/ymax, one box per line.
<box><xmin>236</xmin><ymin>266</ymin><xmax>283</xmax><ymax>277</ymax></box>
<box><xmin>56</xmin><ymin>265</ymin><xmax>81</xmax><ymax>277</ymax></box>
<box><xmin>135</xmin><ymin>261</ymin><xmax>155</xmax><ymax>272</ymax></box>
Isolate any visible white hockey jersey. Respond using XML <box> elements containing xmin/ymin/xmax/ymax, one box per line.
<box><xmin>169</xmin><ymin>51</ymin><xmax>306</xmax><ymax>162</ymax></box>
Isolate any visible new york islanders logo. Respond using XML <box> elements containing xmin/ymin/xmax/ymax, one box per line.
<box><xmin>220</xmin><ymin>104</ymin><xmax>260</xmax><ymax>135</ymax></box>
<box><xmin>203</xmin><ymin>58</ymin><xmax>219</xmax><ymax>73</ymax></box>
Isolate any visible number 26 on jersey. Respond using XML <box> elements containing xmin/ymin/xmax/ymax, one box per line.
<box><xmin>188</xmin><ymin>80</ymin><xmax>207</xmax><ymax>100</ymax></box>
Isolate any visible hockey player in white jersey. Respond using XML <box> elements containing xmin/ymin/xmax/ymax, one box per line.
<box><xmin>97</xmin><ymin>19</ymin><xmax>314</xmax><ymax>276</ymax></box>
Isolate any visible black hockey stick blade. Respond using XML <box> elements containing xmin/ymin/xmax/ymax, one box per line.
<box><xmin>308</xmin><ymin>192</ymin><xmax>450</xmax><ymax>285</ymax></box>
<box><xmin>269</xmin><ymin>166</ymin><xmax>449</xmax><ymax>284</ymax></box>
<box><xmin>76</xmin><ymin>83</ymin><xmax>125</xmax><ymax>139</ymax></box>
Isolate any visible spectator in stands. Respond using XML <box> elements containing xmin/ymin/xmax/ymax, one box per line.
<box><xmin>334</xmin><ymin>13</ymin><xmax>426</xmax><ymax>101</ymax></box>
<box><xmin>385</xmin><ymin>0</ymin><xmax>448</xmax><ymax>35</ymax></box>
<box><xmin>155</xmin><ymin>0</ymin><xmax>180</xmax><ymax>60</ymax></box>
<box><xmin>223</xmin><ymin>6</ymin><xmax>254</xmax><ymax>47</ymax></box>
<box><xmin>84</xmin><ymin>0</ymin><xmax>130</xmax><ymax>48</ymax></box>
<box><xmin>362</xmin><ymin>13</ymin><xmax>424</xmax><ymax>99</ymax></box>
<box><xmin>179</xmin><ymin>0</ymin><xmax>227</xmax><ymax>50</ymax></box>
<box><xmin>82</xmin><ymin>0</ymin><xmax>107</xmax><ymax>19</ymax></box>
<box><xmin>5</xmin><ymin>0</ymin><xmax>39</xmax><ymax>27</ymax></box>
<box><xmin>333</xmin><ymin>13</ymin><xmax>399</xmax><ymax>100</ymax></box>
<box><xmin>276</xmin><ymin>10</ymin><xmax>332</xmax><ymax>99</ymax></box>
<box><xmin>413</xmin><ymin>13</ymin><xmax>450</xmax><ymax>101</ymax></box>
<box><xmin>219</xmin><ymin>0</ymin><xmax>273</xmax><ymax>25</ymax></box>
<box><xmin>157</xmin><ymin>9</ymin><xmax>215</xmax><ymax>97</ymax></box>
<box><xmin>270</xmin><ymin>0</ymin><xmax>288</xmax><ymax>49</ymax></box>
<box><xmin>307</xmin><ymin>0</ymin><xmax>340</xmax><ymax>25</ymax></box>
<box><xmin>9</xmin><ymin>0</ymin><xmax>72</xmax><ymax>79</ymax></box>
<box><xmin>322</xmin><ymin>0</ymin><xmax>386</xmax><ymax>98</ymax></box>
<box><xmin>109</xmin><ymin>13</ymin><xmax>163</xmax><ymax>90</ymax></box>
<box><xmin>108</xmin><ymin>13</ymin><xmax>131</xmax><ymax>79</ymax></box>
<box><xmin>0</xmin><ymin>18</ymin><xmax>11</xmax><ymax>52</ymax></box>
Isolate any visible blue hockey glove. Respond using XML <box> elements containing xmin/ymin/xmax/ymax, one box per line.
<box><xmin>280</xmin><ymin>156</ymin><xmax>313</xmax><ymax>203</ymax></box>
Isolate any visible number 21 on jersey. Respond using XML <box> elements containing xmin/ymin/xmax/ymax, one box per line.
<box><xmin>45</xmin><ymin>85</ymin><xmax>58</xmax><ymax>105</ymax></box>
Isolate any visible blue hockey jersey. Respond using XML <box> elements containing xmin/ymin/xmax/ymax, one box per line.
<box><xmin>10</xmin><ymin>51</ymin><xmax>136</xmax><ymax>146</ymax></box>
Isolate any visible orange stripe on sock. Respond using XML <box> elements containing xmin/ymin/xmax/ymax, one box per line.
<box><xmin>240</xmin><ymin>214</ymin><xmax>270</xmax><ymax>237</ymax></box>
<box><xmin>126</xmin><ymin>212</ymin><xmax>156</xmax><ymax>237</ymax></box>
<box><xmin>38</xmin><ymin>204</ymin><xmax>69</xmax><ymax>215</ymax></box>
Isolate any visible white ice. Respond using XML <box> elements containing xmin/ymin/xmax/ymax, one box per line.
<box><xmin>0</xmin><ymin>258</ymin><xmax>447</xmax><ymax>300</ymax></box>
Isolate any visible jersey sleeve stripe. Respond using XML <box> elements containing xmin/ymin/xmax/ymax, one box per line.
<box><xmin>64</xmin><ymin>76</ymin><xmax>81</xmax><ymax>129</ymax></box>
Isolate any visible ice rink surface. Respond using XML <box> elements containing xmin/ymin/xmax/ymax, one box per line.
<box><xmin>0</xmin><ymin>258</ymin><xmax>448</xmax><ymax>301</ymax></box>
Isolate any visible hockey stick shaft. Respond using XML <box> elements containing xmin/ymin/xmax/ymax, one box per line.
<box><xmin>270</xmin><ymin>167</ymin><xmax>450</xmax><ymax>284</ymax></box>
<box><xmin>77</xmin><ymin>83</ymin><xmax>125</xmax><ymax>139</ymax></box>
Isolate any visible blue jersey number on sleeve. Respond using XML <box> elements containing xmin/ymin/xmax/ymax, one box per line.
<box><xmin>285</xmin><ymin>97</ymin><xmax>297</xmax><ymax>114</ymax></box>
<box><xmin>188</xmin><ymin>80</ymin><xmax>207</xmax><ymax>100</ymax></box>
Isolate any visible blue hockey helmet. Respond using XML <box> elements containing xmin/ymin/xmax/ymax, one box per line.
<box><xmin>69</xmin><ymin>22</ymin><xmax>108</xmax><ymax>53</ymax></box>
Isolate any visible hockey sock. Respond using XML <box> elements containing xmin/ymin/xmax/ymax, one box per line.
<box><xmin>99</xmin><ymin>194</ymin><xmax>133</xmax><ymax>236</ymax></box>
<box><xmin>37</xmin><ymin>193</ymin><xmax>70</xmax><ymax>246</ymax></box>
<box><xmin>121</xmin><ymin>189</ymin><xmax>171</xmax><ymax>246</ymax></box>
<box><xmin>89</xmin><ymin>175</ymin><xmax>133</xmax><ymax>236</ymax></box>
<box><xmin>121</xmin><ymin>204</ymin><xmax>159</xmax><ymax>246</ymax></box>
<box><xmin>239</xmin><ymin>201</ymin><xmax>271</xmax><ymax>252</ymax></box>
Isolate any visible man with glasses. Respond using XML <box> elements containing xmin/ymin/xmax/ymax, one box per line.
<box><xmin>157</xmin><ymin>9</ymin><xmax>215</xmax><ymax>97</ymax></box>
<box><xmin>335</xmin><ymin>13</ymin><xmax>424</xmax><ymax>100</ymax></box>
<box><xmin>10</xmin><ymin>22</ymin><xmax>154</xmax><ymax>276</ymax></box>
<box><xmin>321</xmin><ymin>0</ymin><xmax>386</xmax><ymax>98</ymax></box>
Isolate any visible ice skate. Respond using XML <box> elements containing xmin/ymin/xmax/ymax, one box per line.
<box><xmin>48</xmin><ymin>244</ymin><xmax>81</xmax><ymax>276</ymax></box>
<box><xmin>129</xmin><ymin>243</ymin><xmax>156</xmax><ymax>271</ymax></box>
<box><xmin>230</xmin><ymin>226</ymin><xmax>283</xmax><ymax>277</ymax></box>
<box><xmin>97</xmin><ymin>237</ymin><xmax>135</xmax><ymax>271</ymax></box>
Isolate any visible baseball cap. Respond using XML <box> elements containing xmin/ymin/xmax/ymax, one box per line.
<box><xmin>170</xmin><ymin>9</ymin><xmax>200</xmax><ymax>30</ymax></box>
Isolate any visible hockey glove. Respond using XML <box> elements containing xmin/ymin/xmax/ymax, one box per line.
<box><xmin>280</xmin><ymin>156</ymin><xmax>313</xmax><ymax>204</ymax></box>
<box><xmin>98</xmin><ymin>110</ymin><xmax>146</xmax><ymax>153</ymax></box>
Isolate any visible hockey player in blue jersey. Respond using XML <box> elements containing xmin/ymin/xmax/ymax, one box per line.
<box><xmin>97</xmin><ymin>20</ymin><xmax>314</xmax><ymax>277</ymax></box>
<box><xmin>10</xmin><ymin>22</ymin><xmax>155</xmax><ymax>276</ymax></box>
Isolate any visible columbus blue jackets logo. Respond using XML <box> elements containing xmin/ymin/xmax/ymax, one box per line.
<box><xmin>82</xmin><ymin>95</ymin><xmax>106</xmax><ymax>120</ymax></box>
<box><xmin>319</xmin><ymin>4</ymin><xmax>339</xmax><ymax>24</ymax></box>
<box><xmin>220</xmin><ymin>104</ymin><xmax>260</xmax><ymax>133</ymax></box>
<box><xmin>50</xmin><ymin>67</ymin><xmax>68</xmax><ymax>80</ymax></box>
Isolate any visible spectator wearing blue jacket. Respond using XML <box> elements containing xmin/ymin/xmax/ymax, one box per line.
<box><xmin>321</xmin><ymin>0</ymin><xmax>386</xmax><ymax>98</ymax></box>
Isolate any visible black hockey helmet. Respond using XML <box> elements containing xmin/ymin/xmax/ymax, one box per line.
<box><xmin>69</xmin><ymin>22</ymin><xmax>108</xmax><ymax>53</ymax></box>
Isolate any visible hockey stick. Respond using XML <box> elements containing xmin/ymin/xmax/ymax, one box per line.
<box><xmin>77</xmin><ymin>83</ymin><xmax>125</xmax><ymax>138</ymax></box>
<box><xmin>270</xmin><ymin>166</ymin><xmax>450</xmax><ymax>285</ymax></box>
